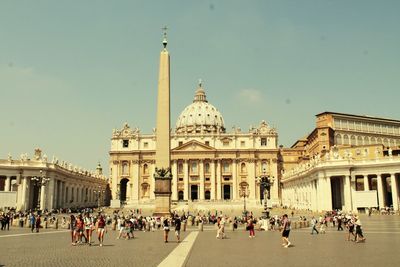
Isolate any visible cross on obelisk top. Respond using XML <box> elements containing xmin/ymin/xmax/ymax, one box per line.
<box><xmin>162</xmin><ymin>26</ymin><xmax>168</xmax><ymax>49</ymax></box>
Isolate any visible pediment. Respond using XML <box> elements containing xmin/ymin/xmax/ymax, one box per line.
<box><xmin>173</xmin><ymin>140</ymin><xmax>216</xmax><ymax>152</ymax></box>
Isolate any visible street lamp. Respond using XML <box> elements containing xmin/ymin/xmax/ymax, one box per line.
<box><xmin>239</xmin><ymin>183</ymin><xmax>249</xmax><ymax>218</ymax></box>
<box><xmin>256</xmin><ymin>168</ymin><xmax>274</xmax><ymax>219</ymax></box>
<box><xmin>31</xmin><ymin>170</ymin><xmax>50</xmax><ymax>211</ymax></box>
<box><xmin>94</xmin><ymin>186</ymin><xmax>105</xmax><ymax>209</ymax></box>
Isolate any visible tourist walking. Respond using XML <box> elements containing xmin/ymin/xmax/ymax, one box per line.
<box><xmin>69</xmin><ymin>215</ymin><xmax>77</xmax><ymax>245</ymax></box>
<box><xmin>84</xmin><ymin>213</ymin><xmax>93</xmax><ymax>245</ymax></box>
<box><xmin>30</xmin><ymin>213</ymin><xmax>36</xmax><ymax>233</ymax></box>
<box><xmin>216</xmin><ymin>216</ymin><xmax>226</xmax><ymax>239</ymax></box>
<box><xmin>319</xmin><ymin>216</ymin><xmax>327</xmax><ymax>234</ymax></box>
<box><xmin>354</xmin><ymin>216</ymin><xmax>366</xmax><ymax>243</ymax></box>
<box><xmin>174</xmin><ymin>215</ymin><xmax>181</xmax><ymax>243</ymax></box>
<box><xmin>281</xmin><ymin>214</ymin><xmax>291</xmax><ymax>248</ymax></box>
<box><xmin>310</xmin><ymin>216</ymin><xmax>319</xmax><ymax>235</ymax></box>
<box><xmin>35</xmin><ymin>215</ymin><xmax>41</xmax><ymax>233</ymax></box>
<box><xmin>163</xmin><ymin>217</ymin><xmax>170</xmax><ymax>243</ymax></box>
<box><xmin>96</xmin><ymin>215</ymin><xmax>107</xmax><ymax>247</ymax></box>
<box><xmin>247</xmin><ymin>217</ymin><xmax>255</xmax><ymax>238</ymax></box>
<box><xmin>345</xmin><ymin>216</ymin><xmax>355</xmax><ymax>241</ymax></box>
<box><xmin>337</xmin><ymin>215</ymin><xmax>344</xmax><ymax>231</ymax></box>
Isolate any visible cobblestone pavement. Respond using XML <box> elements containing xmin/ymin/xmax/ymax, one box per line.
<box><xmin>1</xmin><ymin>215</ymin><xmax>400</xmax><ymax>267</ymax></box>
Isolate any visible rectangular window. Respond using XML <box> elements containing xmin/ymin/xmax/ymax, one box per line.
<box><xmin>123</xmin><ymin>140</ymin><xmax>129</xmax><ymax>148</ymax></box>
<box><xmin>241</xmin><ymin>141</ymin><xmax>245</xmax><ymax>147</ymax></box>
<box><xmin>223</xmin><ymin>162</ymin><xmax>230</xmax><ymax>173</ymax></box>
<box><xmin>205</xmin><ymin>177</ymin><xmax>210</xmax><ymax>181</ymax></box>
<box><xmin>144</xmin><ymin>142</ymin><xmax>148</xmax><ymax>148</ymax></box>
<box><xmin>178</xmin><ymin>141</ymin><xmax>183</xmax><ymax>146</ymax></box>
<box><xmin>190</xmin><ymin>161</ymin><xmax>198</xmax><ymax>174</ymax></box>
<box><xmin>205</xmin><ymin>141</ymin><xmax>210</xmax><ymax>146</ymax></box>
<box><xmin>178</xmin><ymin>178</ymin><xmax>183</xmax><ymax>181</ymax></box>
<box><xmin>261</xmin><ymin>138</ymin><xmax>267</xmax><ymax>146</ymax></box>
<box><xmin>223</xmin><ymin>141</ymin><xmax>229</xmax><ymax>147</ymax></box>
<box><xmin>356</xmin><ymin>177</ymin><xmax>364</xmax><ymax>191</ymax></box>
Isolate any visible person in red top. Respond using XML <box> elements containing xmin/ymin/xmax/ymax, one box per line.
<box><xmin>75</xmin><ymin>215</ymin><xmax>85</xmax><ymax>244</ymax></box>
<box><xmin>247</xmin><ymin>217</ymin><xmax>255</xmax><ymax>238</ymax></box>
<box><xmin>96</xmin><ymin>215</ymin><xmax>107</xmax><ymax>247</ymax></box>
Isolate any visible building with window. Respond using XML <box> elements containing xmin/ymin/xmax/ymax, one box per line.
<box><xmin>109</xmin><ymin>82</ymin><xmax>280</xmax><ymax>210</ymax></box>
<box><xmin>0</xmin><ymin>149</ymin><xmax>108</xmax><ymax>210</ymax></box>
<box><xmin>281</xmin><ymin>112</ymin><xmax>400</xmax><ymax>212</ymax></box>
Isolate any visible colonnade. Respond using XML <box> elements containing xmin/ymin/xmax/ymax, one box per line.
<box><xmin>282</xmin><ymin>169</ymin><xmax>400</xmax><ymax>212</ymax></box>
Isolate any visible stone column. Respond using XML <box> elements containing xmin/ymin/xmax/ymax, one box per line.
<box><xmin>183</xmin><ymin>160</ymin><xmax>189</xmax><ymax>200</ymax></box>
<box><xmin>232</xmin><ymin>159</ymin><xmax>237</xmax><ymax>200</ymax></box>
<box><xmin>4</xmin><ymin>176</ymin><xmax>11</xmax><ymax>192</ymax></box>
<box><xmin>47</xmin><ymin>178</ymin><xmax>55</xmax><ymax>210</ymax></box>
<box><xmin>324</xmin><ymin>176</ymin><xmax>333</xmax><ymax>211</ymax></box>
<box><xmin>343</xmin><ymin>175</ymin><xmax>353</xmax><ymax>211</ymax></box>
<box><xmin>132</xmin><ymin>161</ymin><xmax>139</xmax><ymax>203</ymax></box>
<box><xmin>18</xmin><ymin>177</ymin><xmax>29</xmax><ymax>210</ymax></box>
<box><xmin>171</xmin><ymin>160</ymin><xmax>178</xmax><ymax>201</ymax></box>
<box><xmin>216</xmin><ymin>160</ymin><xmax>222</xmax><ymax>200</ymax></box>
<box><xmin>111</xmin><ymin>161</ymin><xmax>119</xmax><ymax>200</ymax></box>
<box><xmin>199</xmin><ymin>160</ymin><xmax>205</xmax><ymax>200</ymax></box>
<box><xmin>210</xmin><ymin>160</ymin><xmax>216</xmax><ymax>200</ymax></box>
<box><xmin>248</xmin><ymin>160</ymin><xmax>256</xmax><ymax>200</ymax></box>
<box><xmin>391</xmin><ymin>174</ymin><xmax>399</xmax><ymax>211</ymax></box>
<box><xmin>40</xmin><ymin>184</ymin><xmax>46</xmax><ymax>210</ymax></box>
<box><xmin>377</xmin><ymin>174</ymin><xmax>386</xmax><ymax>208</ymax></box>
<box><xmin>364</xmin><ymin>175</ymin><xmax>370</xmax><ymax>191</ymax></box>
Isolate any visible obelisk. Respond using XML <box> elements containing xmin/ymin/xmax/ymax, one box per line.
<box><xmin>153</xmin><ymin>27</ymin><xmax>172</xmax><ymax>216</ymax></box>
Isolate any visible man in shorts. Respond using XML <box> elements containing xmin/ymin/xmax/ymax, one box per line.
<box><xmin>281</xmin><ymin>214</ymin><xmax>291</xmax><ymax>248</ymax></box>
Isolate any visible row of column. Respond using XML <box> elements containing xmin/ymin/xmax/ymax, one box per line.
<box><xmin>17</xmin><ymin>176</ymin><xmax>104</xmax><ymax>211</ymax></box>
<box><xmin>170</xmin><ymin>159</ymin><xmax>254</xmax><ymax>201</ymax></box>
<box><xmin>282</xmin><ymin>173</ymin><xmax>399</xmax><ymax>212</ymax></box>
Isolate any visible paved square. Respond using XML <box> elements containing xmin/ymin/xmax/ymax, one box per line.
<box><xmin>1</xmin><ymin>215</ymin><xmax>400</xmax><ymax>267</ymax></box>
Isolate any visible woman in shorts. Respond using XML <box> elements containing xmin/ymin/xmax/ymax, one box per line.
<box><xmin>75</xmin><ymin>215</ymin><xmax>85</xmax><ymax>244</ymax></box>
<box><xmin>96</xmin><ymin>215</ymin><xmax>107</xmax><ymax>247</ymax></box>
<box><xmin>69</xmin><ymin>215</ymin><xmax>76</xmax><ymax>245</ymax></box>
<box><xmin>163</xmin><ymin>217</ymin><xmax>170</xmax><ymax>243</ymax></box>
<box><xmin>84</xmin><ymin>213</ymin><xmax>93</xmax><ymax>245</ymax></box>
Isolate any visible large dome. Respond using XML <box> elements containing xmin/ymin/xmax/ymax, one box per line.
<box><xmin>175</xmin><ymin>82</ymin><xmax>225</xmax><ymax>134</ymax></box>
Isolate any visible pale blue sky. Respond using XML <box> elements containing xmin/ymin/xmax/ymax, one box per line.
<box><xmin>1</xmin><ymin>0</ymin><xmax>399</xmax><ymax>174</ymax></box>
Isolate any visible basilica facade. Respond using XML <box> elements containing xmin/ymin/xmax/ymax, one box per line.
<box><xmin>109</xmin><ymin>83</ymin><xmax>281</xmax><ymax>210</ymax></box>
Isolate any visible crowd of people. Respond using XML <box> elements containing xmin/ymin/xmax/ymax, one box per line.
<box><xmin>1</xmin><ymin>207</ymin><xmax>373</xmax><ymax>249</ymax></box>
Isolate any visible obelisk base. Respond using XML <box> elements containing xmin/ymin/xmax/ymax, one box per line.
<box><xmin>153</xmin><ymin>175</ymin><xmax>172</xmax><ymax>216</ymax></box>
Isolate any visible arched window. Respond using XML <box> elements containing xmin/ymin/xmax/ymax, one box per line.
<box><xmin>364</xmin><ymin>137</ymin><xmax>370</xmax><ymax>145</ymax></box>
<box><xmin>143</xmin><ymin>164</ymin><xmax>148</xmax><ymax>175</ymax></box>
<box><xmin>178</xmin><ymin>191</ymin><xmax>184</xmax><ymax>201</ymax></box>
<box><xmin>350</xmin><ymin>135</ymin><xmax>356</xmax><ymax>146</ymax></box>
<box><xmin>122</xmin><ymin>162</ymin><xmax>129</xmax><ymax>175</ymax></box>
<box><xmin>383</xmin><ymin>138</ymin><xmax>389</xmax><ymax>147</ymax></box>
<box><xmin>240</xmin><ymin>162</ymin><xmax>246</xmax><ymax>173</ymax></box>
<box><xmin>370</xmin><ymin>137</ymin><xmax>376</xmax><ymax>144</ymax></box>
<box><xmin>377</xmin><ymin>137</ymin><xmax>382</xmax><ymax>145</ymax></box>
<box><xmin>357</xmin><ymin>136</ymin><xmax>363</xmax><ymax>146</ymax></box>
<box><xmin>335</xmin><ymin>134</ymin><xmax>342</xmax><ymax>145</ymax></box>
<box><xmin>343</xmin><ymin>135</ymin><xmax>349</xmax><ymax>145</ymax></box>
<box><xmin>262</xmin><ymin>161</ymin><xmax>268</xmax><ymax>173</ymax></box>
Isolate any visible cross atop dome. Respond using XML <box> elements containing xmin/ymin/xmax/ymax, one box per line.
<box><xmin>194</xmin><ymin>79</ymin><xmax>207</xmax><ymax>102</ymax></box>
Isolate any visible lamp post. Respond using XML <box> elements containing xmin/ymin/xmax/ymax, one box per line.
<box><xmin>257</xmin><ymin>168</ymin><xmax>274</xmax><ymax>219</ymax></box>
<box><xmin>31</xmin><ymin>170</ymin><xmax>50</xmax><ymax>211</ymax></box>
<box><xmin>94</xmin><ymin>186</ymin><xmax>105</xmax><ymax>209</ymax></box>
<box><xmin>239</xmin><ymin>183</ymin><xmax>249</xmax><ymax>218</ymax></box>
